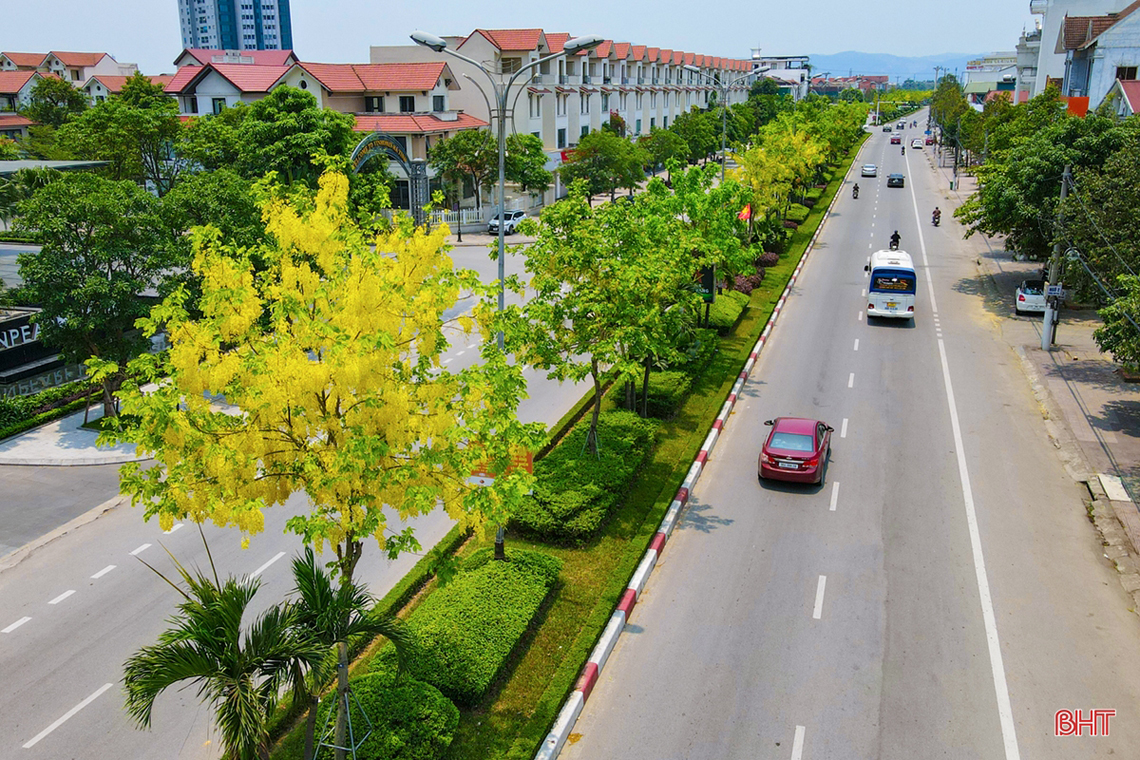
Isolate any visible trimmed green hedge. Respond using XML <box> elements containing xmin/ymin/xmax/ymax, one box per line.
<box><xmin>371</xmin><ymin>549</ymin><xmax>561</xmax><ymax>707</ymax></box>
<box><xmin>708</xmin><ymin>290</ymin><xmax>749</xmax><ymax>335</ymax></box>
<box><xmin>510</xmin><ymin>410</ymin><xmax>657</xmax><ymax>542</ymax></box>
<box><xmin>0</xmin><ymin>380</ymin><xmax>100</xmax><ymax>441</ymax></box>
<box><xmin>312</xmin><ymin>674</ymin><xmax>459</xmax><ymax>760</ymax></box>
<box><xmin>643</xmin><ymin>370</ymin><xmax>692</xmax><ymax>419</ymax></box>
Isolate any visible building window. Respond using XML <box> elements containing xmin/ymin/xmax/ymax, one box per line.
<box><xmin>601</xmin><ymin>93</ymin><xmax>609</xmax><ymax>110</ymax></box>
<box><xmin>581</xmin><ymin>94</ymin><xmax>589</xmax><ymax>114</ymax></box>
<box><xmin>651</xmin><ymin>92</ymin><xmax>657</xmax><ymax>108</ymax></box>
<box><xmin>636</xmin><ymin>93</ymin><xmax>643</xmax><ymax>109</ymax></box>
<box><xmin>365</xmin><ymin>96</ymin><xmax>383</xmax><ymax>113</ymax></box>
<box><xmin>529</xmin><ymin>94</ymin><xmax>541</xmax><ymax>118</ymax></box>
<box><xmin>663</xmin><ymin>116</ymin><xmax>668</xmax><ymax>128</ymax></box>
<box><xmin>1118</xmin><ymin>66</ymin><xmax>1138</xmax><ymax>81</ymax></box>
<box><xmin>433</xmin><ymin>95</ymin><xmax>445</xmax><ymax>112</ymax></box>
<box><xmin>532</xmin><ymin>131</ymin><xmax>541</xmax><ymax>140</ymax></box>
<box><xmin>501</xmin><ymin>57</ymin><xmax>522</xmax><ymax>74</ymax></box>
<box><xmin>71</xmin><ymin>69</ymin><xmax>81</xmax><ymax>81</ymax></box>
<box><xmin>635</xmin><ymin>118</ymin><xmax>642</xmax><ymax>133</ymax></box>
<box><xmin>581</xmin><ymin>125</ymin><xmax>589</xmax><ymax>137</ymax></box>
<box><xmin>212</xmin><ymin>97</ymin><xmax>226</xmax><ymax>114</ymax></box>
<box><xmin>650</xmin><ymin>117</ymin><xmax>655</xmax><ymax>129</ymax></box>
<box><xmin>399</xmin><ymin>96</ymin><xmax>415</xmax><ymax>113</ymax></box>
<box><xmin>557</xmin><ymin>128</ymin><xmax>566</xmax><ymax>149</ymax></box>
<box><xmin>557</xmin><ymin>95</ymin><xmax>566</xmax><ymax>116</ymax></box>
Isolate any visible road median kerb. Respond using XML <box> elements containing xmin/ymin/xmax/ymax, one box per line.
<box><xmin>0</xmin><ymin>493</ymin><xmax>126</xmax><ymax>574</ymax></box>
<box><xmin>532</xmin><ymin>146</ymin><xmax>860</xmax><ymax>760</ymax></box>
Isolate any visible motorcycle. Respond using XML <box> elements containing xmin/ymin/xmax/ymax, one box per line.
<box><xmin>932</xmin><ymin>212</ymin><xmax>941</xmax><ymax>227</ymax></box>
<box><xmin>889</xmin><ymin>237</ymin><xmax>900</xmax><ymax>251</ymax></box>
<box><xmin>852</xmin><ymin>186</ymin><xmax>860</xmax><ymax>200</ymax></box>
<box><xmin>901</xmin><ymin>146</ymin><xmax>906</xmax><ymax>155</ymax></box>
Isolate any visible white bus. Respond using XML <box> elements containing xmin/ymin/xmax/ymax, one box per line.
<box><xmin>865</xmin><ymin>250</ymin><xmax>916</xmax><ymax>320</ymax></box>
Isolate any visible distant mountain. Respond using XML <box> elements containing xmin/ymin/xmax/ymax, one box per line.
<box><xmin>806</xmin><ymin>51</ymin><xmax>984</xmax><ymax>83</ymax></box>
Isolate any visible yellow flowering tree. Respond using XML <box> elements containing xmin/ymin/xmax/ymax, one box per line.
<box><xmin>100</xmin><ymin>171</ymin><xmax>542</xmax><ymax>753</ymax></box>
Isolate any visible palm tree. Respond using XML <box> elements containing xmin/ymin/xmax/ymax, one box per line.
<box><xmin>123</xmin><ymin>550</ymin><xmax>325</xmax><ymax>760</ymax></box>
<box><xmin>288</xmin><ymin>547</ymin><xmax>410</xmax><ymax>760</ymax></box>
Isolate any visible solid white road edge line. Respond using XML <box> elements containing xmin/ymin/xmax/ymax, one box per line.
<box><xmin>791</xmin><ymin>724</ymin><xmax>806</xmax><ymax>760</ymax></box>
<box><xmin>812</xmin><ymin>575</ymin><xmax>827</xmax><ymax>619</ymax></box>
<box><xmin>829</xmin><ymin>482</ymin><xmax>840</xmax><ymax>512</ymax></box>
<box><xmin>252</xmin><ymin>551</ymin><xmax>287</xmax><ymax>578</ymax></box>
<box><xmin>129</xmin><ymin>543</ymin><xmax>151</xmax><ymax>556</ymax></box>
<box><xmin>48</xmin><ymin>590</ymin><xmax>75</xmax><ymax>605</ymax></box>
<box><xmin>909</xmin><ymin>151</ymin><xmax>1021</xmax><ymax>760</ymax></box>
<box><xmin>2</xmin><ymin>616</ymin><xmax>31</xmax><ymax>633</ymax></box>
<box><xmin>90</xmin><ymin>565</ymin><xmax>115</xmax><ymax>579</ymax></box>
<box><xmin>22</xmin><ymin>682</ymin><xmax>114</xmax><ymax>749</ymax></box>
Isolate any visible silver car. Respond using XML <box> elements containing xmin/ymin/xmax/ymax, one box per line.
<box><xmin>1015</xmin><ymin>279</ymin><xmax>1047</xmax><ymax>315</ymax></box>
<box><xmin>861</xmin><ymin>164</ymin><xmax>878</xmax><ymax>177</ymax></box>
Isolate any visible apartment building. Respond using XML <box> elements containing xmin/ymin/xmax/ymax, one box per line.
<box><xmin>1028</xmin><ymin>0</ymin><xmax>1132</xmax><ymax>94</ymax></box>
<box><xmin>178</xmin><ymin>0</ymin><xmax>293</xmax><ymax>52</ymax></box>
<box><xmin>751</xmin><ymin>53</ymin><xmax>811</xmax><ymax>100</ymax></box>
<box><xmin>371</xmin><ymin>28</ymin><xmax>756</xmax><ymax>202</ymax></box>
<box><xmin>1058</xmin><ymin>0</ymin><xmax>1140</xmax><ymax>109</ymax></box>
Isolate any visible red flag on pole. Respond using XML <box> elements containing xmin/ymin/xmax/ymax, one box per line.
<box><xmin>738</xmin><ymin>204</ymin><xmax>752</xmax><ymax>221</ymax></box>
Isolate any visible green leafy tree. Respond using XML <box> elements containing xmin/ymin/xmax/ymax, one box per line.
<box><xmin>20</xmin><ymin>75</ymin><xmax>87</xmax><ymax>128</ymax></box>
<box><xmin>14</xmin><ymin>173</ymin><xmax>171</xmax><ymax>416</ymax></box>
<box><xmin>1095</xmin><ymin>275</ymin><xmax>1140</xmax><ymax>369</ymax></box>
<box><xmin>505</xmin><ymin>132</ymin><xmax>553</xmax><ymax>197</ymax></box>
<box><xmin>639</xmin><ymin>127</ymin><xmax>688</xmax><ymax>181</ymax></box>
<box><xmin>0</xmin><ymin>136</ymin><xmax>20</xmax><ymax>160</ymax></box>
<box><xmin>178</xmin><ymin>103</ymin><xmax>248</xmax><ymax>171</ymax></box>
<box><xmin>670</xmin><ymin>108</ymin><xmax>717</xmax><ymax>164</ymax></box>
<box><xmin>123</xmin><ymin>554</ymin><xmax>325</xmax><ymax>760</ymax></box>
<box><xmin>428</xmin><ymin>128</ymin><xmax>496</xmax><ymax>209</ymax></box>
<box><xmin>232</xmin><ymin>86</ymin><xmax>357</xmax><ymax>185</ymax></box>
<box><xmin>603</xmin><ymin>111</ymin><xmax>628</xmax><ymax>138</ymax></box>
<box><xmin>558</xmin><ymin>129</ymin><xmax>644</xmax><ymax>202</ymax></box>
<box><xmin>58</xmin><ymin>75</ymin><xmax>186</xmax><ymax>195</ymax></box>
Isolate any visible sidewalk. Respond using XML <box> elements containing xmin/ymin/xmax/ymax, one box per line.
<box><xmin>0</xmin><ymin>405</ymin><xmax>147</xmax><ymax>466</ymax></box>
<box><xmin>933</xmin><ymin>155</ymin><xmax>1140</xmax><ymax>568</ymax></box>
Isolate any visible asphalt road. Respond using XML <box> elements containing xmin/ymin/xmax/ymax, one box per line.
<box><xmin>563</xmin><ymin>111</ymin><xmax>1140</xmax><ymax>760</ymax></box>
<box><xmin>0</xmin><ymin>237</ymin><xmax>589</xmax><ymax>759</ymax></box>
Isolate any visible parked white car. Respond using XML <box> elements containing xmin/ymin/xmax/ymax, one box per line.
<box><xmin>1015</xmin><ymin>279</ymin><xmax>1047</xmax><ymax>315</ymax></box>
<box><xmin>488</xmin><ymin>209</ymin><xmax>527</xmax><ymax>235</ymax></box>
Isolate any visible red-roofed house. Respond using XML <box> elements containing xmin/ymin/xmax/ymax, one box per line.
<box><xmin>165</xmin><ymin>63</ymin><xmax>291</xmax><ymax>114</ymax></box>
<box><xmin>0</xmin><ymin>112</ymin><xmax>33</xmax><ymax>141</ymax></box>
<box><xmin>1059</xmin><ymin>0</ymin><xmax>1140</xmax><ymax>111</ymax></box>
<box><xmin>1104</xmin><ymin>77</ymin><xmax>1140</xmax><ymax>116</ymax></box>
<box><xmin>83</xmin><ymin>74</ymin><xmax>175</xmax><ymax>104</ymax></box>
<box><xmin>0</xmin><ymin>71</ymin><xmax>46</xmax><ymax>113</ymax></box>
<box><xmin>174</xmin><ymin>48</ymin><xmax>299</xmax><ymax>68</ymax></box>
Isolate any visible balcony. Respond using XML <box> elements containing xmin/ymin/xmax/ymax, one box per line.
<box><xmin>637</xmin><ymin>76</ymin><xmax>645</xmax><ymax>84</ymax></box>
<box><xmin>531</xmin><ymin>73</ymin><xmax>547</xmax><ymax>84</ymax></box>
<box><xmin>583</xmin><ymin>74</ymin><xmax>592</xmax><ymax>84</ymax></box>
<box><xmin>559</xmin><ymin>75</ymin><xmax>569</xmax><ymax>85</ymax></box>
<box><xmin>603</xmin><ymin>76</ymin><xmax>612</xmax><ymax>84</ymax></box>
<box><xmin>621</xmin><ymin>76</ymin><xmax>630</xmax><ymax>84</ymax></box>
<box><xmin>652</xmin><ymin>77</ymin><xmax>659</xmax><ymax>85</ymax></box>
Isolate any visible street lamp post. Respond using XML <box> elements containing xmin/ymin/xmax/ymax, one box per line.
<box><xmin>684</xmin><ymin>64</ymin><xmax>765</xmax><ymax>182</ymax></box>
<box><xmin>411</xmin><ymin>31</ymin><xmax>602</xmax><ymax>560</ymax></box>
<box><xmin>412</xmin><ymin>30</ymin><xmax>603</xmax><ymax>350</ymax></box>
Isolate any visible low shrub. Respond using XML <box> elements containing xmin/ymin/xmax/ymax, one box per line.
<box><xmin>372</xmin><ymin>549</ymin><xmax>562</xmax><ymax>707</ymax></box>
<box><xmin>643</xmin><ymin>370</ymin><xmax>692</xmax><ymax>419</ymax></box>
<box><xmin>672</xmin><ymin>328</ymin><xmax>719</xmax><ymax>378</ymax></box>
<box><xmin>786</xmin><ymin>203</ymin><xmax>809</xmax><ymax>223</ymax></box>
<box><xmin>511</xmin><ymin>410</ymin><xmax>657</xmax><ymax>542</ymax></box>
<box><xmin>756</xmin><ymin>251</ymin><xmax>779</xmax><ymax>268</ymax></box>
<box><xmin>707</xmin><ymin>290</ymin><xmax>749</xmax><ymax>335</ymax></box>
<box><xmin>312</xmin><ymin>674</ymin><xmax>459</xmax><ymax>760</ymax></box>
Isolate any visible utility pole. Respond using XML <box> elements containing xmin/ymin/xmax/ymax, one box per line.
<box><xmin>1042</xmin><ymin>164</ymin><xmax>1071</xmax><ymax>350</ymax></box>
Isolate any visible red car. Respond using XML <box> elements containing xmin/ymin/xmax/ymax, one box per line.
<box><xmin>925</xmin><ymin>135</ymin><xmax>935</xmax><ymax>145</ymax></box>
<box><xmin>758</xmin><ymin>417</ymin><xmax>833</xmax><ymax>484</ymax></box>
<box><xmin>890</xmin><ymin>135</ymin><xmax>902</xmax><ymax>145</ymax></box>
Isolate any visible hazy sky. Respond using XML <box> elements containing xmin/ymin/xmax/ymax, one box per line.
<box><xmin>8</xmin><ymin>0</ymin><xmax>1037</xmax><ymax>75</ymax></box>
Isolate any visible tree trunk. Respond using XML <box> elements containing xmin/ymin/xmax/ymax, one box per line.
<box><xmin>586</xmin><ymin>358</ymin><xmax>602</xmax><ymax>456</ymax></box>
<box><xmin>303</xmin><ymin>694</ymin><xmax>319</xmax><ymax>760</ymax></box>
<box><xmin>101</xmin><ymin>378</ymin><xmax>118</xmax><ymax>419</ymax></box>
<box><xmin>642</xmin><ymin>358</ymin><xmax>651</xmax><ymax>418</ymax></box>
<box><xmin>333</xmin><ymin>640</ymin><xmax>349</xmax><ymax>760</ymax></box>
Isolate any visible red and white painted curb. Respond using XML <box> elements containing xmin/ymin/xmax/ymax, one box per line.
<box><xmin>533</xmin><ymin>154</ymin><xmax>859</xmax><ymax>760</ymax></box>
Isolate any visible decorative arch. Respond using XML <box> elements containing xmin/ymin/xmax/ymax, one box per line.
<box><xmin>350</xmin><ymin>131</ymin><xmax>429</xmax><ymax>227</ymax></box>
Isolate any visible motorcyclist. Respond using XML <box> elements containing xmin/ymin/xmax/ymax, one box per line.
<box><xmin>901</xmin><ymin>145</ymin><xmax>905</xmax><ymax>155</ymax></box>
<box><xmin>852</xmin><ymin>183</ymin><xmax>860</xmax><ymax>199</ymax></box>
<box><xmin>932</xmin><ymin>206</ymin><xmax>942</xmax><ymax>225</ymax></box>
<box><xmin>890</xmin><ymin>230</ymin><xmax>901</xmax><ymax>249</ymax></box>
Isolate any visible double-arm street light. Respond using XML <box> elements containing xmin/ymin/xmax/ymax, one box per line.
<box><xmin>411</xmin><ymin>30</ymin><xmax>602</xmax><ymax>560</ymax></box>
<box><xmin>683</xmin><ymin>64</ymin><xmax>768</xmax><ymax>181</ymax></box>
<box><xmin>411</xmin><ymin>30</ymin><xmax>603</xmax><ymax>351</ymax></box>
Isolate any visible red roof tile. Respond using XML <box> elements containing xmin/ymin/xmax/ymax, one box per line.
<box><xmin>294</xmin><ymin>62</ymin><xmax>448</xmax><ymax>92</ymax></box>
<box><xmin>546</xmin><ymin>33</ymin><xmax>571</xmax><ymax>54</ymax></box>
<box><xmin>49</xmin><ymin>51</ymin><xmax>109</xmax><ymax>67</ymax></box>
<box><xmin>0</xmin><ymin>70</ymin><xmax>39</xmax><ymax>94</ymax></box>
<box><xmin>352</xmin><ymin>112</ymin><xmax>488</xmax><ymax>134</ymax></box>
<box><xmin>471</xmin><ymin>29</ymin><xmax>544</xmax><ymax>51</ymax></box>
<box><xmin>180</xmin><ymin>48</ymin><xmax>296</xmax><ymax>66</ymax></box>
<box><xmin>594</xmin><ymin>40</ymin><xmax>613</xmax><ymax>57</ymax></box>
<box><xmin>209</xmin><ymin>63</ymin><xmax>291</xmax><ymax>92</ymax></box>
<box><xmin>165</xmin><ymin>65</ymin><xmax>202</xmax><ymax>93</ymax></box>
<box><xmin>673</xmin><ymin>51</ymin><xmax>684</xmax><ymax>65</ymax></box>
<box><xmin>0</xmin><ymin>113</ymin><xmax>33</xmax><ymax>127</ymax></box>
<box><xmin>613</xmin><ymin>43</ymin><xmax>631</xmax><ymax>58</ymax></box>
<box><xmin>2</xmin><ymin>52</ymin><xmax>47</xmax><ymax>67</ymax></box>
<box><xmin>647</xmin><ymin>47</ymin><xmax>660</xmax><ymax>62</ymax></box>
<box><xmin>86</xmin><ymin>74</ymin><xmax>173</xmax><ymax>93</ymax></box>
<box><xmin>683</xmin><ymin>52</ymin><xmax>694</xmax><ymax>66</ymax></box>
<box><xmin>631</xmin><ymin>45</ymin><xmax>647</xmax><ymax>60</ymax></box>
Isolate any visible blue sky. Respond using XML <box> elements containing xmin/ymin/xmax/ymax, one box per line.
<box><xmin>8</xmin><ymin>0</ymin><xmax>1037</xmax><ymax>75</ymax></box>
